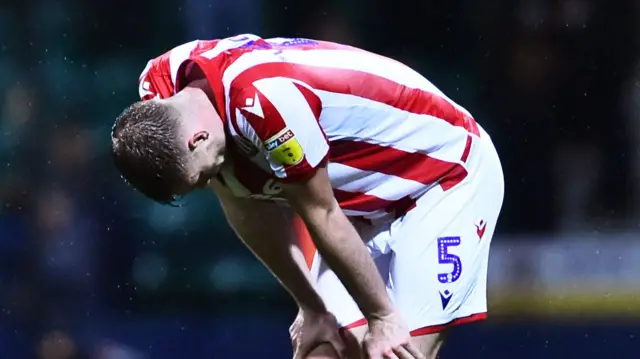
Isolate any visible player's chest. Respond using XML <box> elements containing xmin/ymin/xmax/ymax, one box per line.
<box><xmin>215</xmin><ymin>143</ymin><xmax>286</xmax><ymax>202</ymax></box>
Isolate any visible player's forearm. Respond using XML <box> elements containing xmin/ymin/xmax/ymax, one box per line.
<box><xmin>215</xmin><ymin>188</ymin><xmax>326</xmax><ymax>312</ymax></box>
<box><xmin>300</xmin><ymin>202</ymin><xmax>395</xmax><ymax>320</ymax></box>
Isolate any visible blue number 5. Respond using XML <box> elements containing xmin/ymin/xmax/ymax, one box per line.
<box><xmin>437</xmin><ymin>236</ymin><xmax>462</xmax><ymax>283</ymax></box>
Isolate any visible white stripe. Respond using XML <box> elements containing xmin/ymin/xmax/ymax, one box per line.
<box><xmin>319</xmin><ymin>91</ymin><xmax>470</xmax><ymax>163</ymax></box>
<box><xmin>328</xmin><ymin>163</ymin><xmax>425</xmax><ymax>201</ymax></box>
<box><xmin>169</xmin><ymin>40</ymin><xmax>199</xmax><ymax>88</ymax></box>
<box><xmin>252</xmin><ymin>77</ymin><xmax>329</xmax><ymax>167</ymax></box>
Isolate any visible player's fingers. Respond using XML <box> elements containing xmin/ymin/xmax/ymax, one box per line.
<box><xmin>361</xmin><ymin>342</ymin><xmax>374</xmax><ymax>359</ymax></box>
<box><xmin>392</xmin><ymin>346</ymin><xmax>417</xmax><ymax>359</ymax></box>
<box><xmin>401</xmin><ymin>343</ymin><xmax>426</xmax><ymax>359</ymax></box>
<box><xmin>364</xmin><ymin>345</ymin><xmax>393</xmax><ymax>359</ymax></box>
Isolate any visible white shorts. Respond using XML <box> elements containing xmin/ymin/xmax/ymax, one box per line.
<box><xmin>308</xmin><ymin>126</ymin><xmax>504</xmax><ymax>335</ymax></box>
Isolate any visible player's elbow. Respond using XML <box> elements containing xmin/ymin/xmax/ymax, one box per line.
<box><xmin>295</xmin><ymin>195</ymin><xmax>343</xmax><ymax>233</ymax></box>
<box><xmin>282</xmin><ymin>166</ymin><xmax>340</xmax><ymax>221</ymax></box>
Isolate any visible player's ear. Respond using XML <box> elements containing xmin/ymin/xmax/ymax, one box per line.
<box><xmin>188</xmin><ymin>131</ymin><xmax>209</xmax><ymax>151</ymax></box>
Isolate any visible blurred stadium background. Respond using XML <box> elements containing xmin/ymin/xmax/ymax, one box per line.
<box><xmin>1</xmin><ymin>0</ymin><xmax>640</xmax><ymax>358</ymax></box>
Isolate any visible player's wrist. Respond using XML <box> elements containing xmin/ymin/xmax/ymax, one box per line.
<box><xmin>296</xmin><ymin>296</ymin><xmax>328</xmax><ymax>315</ymax></box>
<box><xmin>363</xmin><ymin>303</ymin><xmax>398</xmax><ymax>323</ymax></box>
<box><xmin>298</xmin><ymin>305</ymin><xmax>329</xmax><ymax>317</ymax></box>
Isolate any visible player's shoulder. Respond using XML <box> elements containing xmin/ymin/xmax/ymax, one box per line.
<box><xmin>140</xmin><ymin>36</ymin><xmax>251</xmax><ymax>74</ymax></box>
<box><xmin>221</xmin><ymin>36</ymin><xmax>380</xmax><ymax>90</ymax></box>
<box><xmin>137</xmin><ymin>40</ymin><xmax>202</xmax><ymax>100</ymax></box>
<box><xmin>137</xmin><ymin>35</ymin><xmax>265</xmax><ymax>100</ymax></box>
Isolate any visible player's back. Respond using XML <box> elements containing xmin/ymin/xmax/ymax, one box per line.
<box><xmin>138</xmin><ymin>35</ymin><xmax>482</xmax><ymax>222</ymax></box>
<box><xmin>222</xmin><ymin>37</ymin><xmax>481</xmax><ymax>221</ymax></box>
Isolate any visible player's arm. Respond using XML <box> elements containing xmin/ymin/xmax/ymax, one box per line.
<box><xmin>233</xmin><ymin>76</ymin><xmax>395</xmax><ymax>320</ymax></box>
<box><xmin>281</xmin><ymin>170</ymin><xmax>395</xmax><ymax>320</ymax></box>
<box><xmin>210</xmin><ymin>179</ymin><xmax>326</xmax><ymax>313</ymax></box>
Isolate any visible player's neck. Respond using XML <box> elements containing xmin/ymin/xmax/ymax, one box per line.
<box><xmin>184</xmin><ymin>79</ymin><xmax>221</xmax><ymax>118</ymax></box>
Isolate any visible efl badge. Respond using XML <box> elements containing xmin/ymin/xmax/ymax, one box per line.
<box><xmin>264</xmin><ymin>128</ymin><xmax>304</xmax><ymax>165</ymax></box>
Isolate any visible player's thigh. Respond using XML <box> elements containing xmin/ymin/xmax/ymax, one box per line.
<box><xmin>389</xmin><ymin>173</ymin><xmax>503</xmax><ymax>334</ymax></box>
<box><xmin>310</xmin><ymin>250</ymin><xmax>392</xmax><ymax>329</ymax></box>
<box><xmin>390</xmin><ymin>216</ymin><xmax>493</xmax><ymax>330</ymax></box>
<box><xmin>344</xmin><ymin>326</ymin><xmax>447</xmax><ymax>359</ymax></box>
<box><xmin>411</xmin><ymin>332</ymin><xmax>448</xmax><ymax>359</ymax></box>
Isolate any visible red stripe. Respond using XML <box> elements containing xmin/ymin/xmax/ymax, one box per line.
<box><xmin>461</xmin><ymin>135</ymin><xmax>472</xmax><ymax>163</ymax></box>
<box><xmin>388</xmin><ymin>196</ymin><xmax>418</xmax><ymax>217</ymax></box>
<box><xmin>341</xmin><ymin>312</ymin><xmax>487</xmax><ymax>335</ymax></box>
<box><xmin>342</xmin><ymin>318</ymin><xmax>367</xmax><ymax>330</ymax></box>
<box><xmin>333</xmin><ymin>189</ymin><xmax>394</xmax><ymax>213</ymax></box>
<box><xmin>330</xmin><ymin>140</ymin><xmax>468</xmax><ymax>190</ymax></box>
<box><xmin>333</xmin><ymin>189</ymin><xmax>417</xmax><ymax>218</ymax></box>
<box><xmin>276</xmin><ymin>157</ymin><xmax>319</xmax><ymax>183</ymax></box>
<box><xmin>229</xmin><ymin>62</ymin><xmax>479</xmax><ymax>136</ymax></box>
<box><xmin>439</xmin><ymin>165</ymin><xmax>469</xmax><ymax>191</ymax></box>
<box><xmin>187</xmin><ymin>39</ymin><xmax>245</xmax><ymax>122</ymax></box>
<box><xmin>410</xmin><ymin>312</ymin><xmax>487</xmax><ymax>336</ymax></box>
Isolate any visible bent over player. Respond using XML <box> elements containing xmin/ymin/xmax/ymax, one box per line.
<box><xmin>111</xmin><ymin>34</ymin><xmax>504</xmax><ymax>359</ymax></box>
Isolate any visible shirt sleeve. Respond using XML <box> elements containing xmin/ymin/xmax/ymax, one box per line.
<box><xmin>137</xmin><ymin>60</ymin><xmax>156</xmax><ymax>100</ymax></box>
<box><xmin>232</xmin><ymin>77</ymin><xmax>328</xmax><ymax>182</ymax></box>
<box><xmin>136</xmin><ymin>52</ymin><xmax>181</xmax><ymax>101</ymax></box>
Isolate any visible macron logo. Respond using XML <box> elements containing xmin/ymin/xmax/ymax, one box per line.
<box><xmin>475</xmin><ymin>219</ymin><xmax>487</xmax><ymax>240</ymax></box>
<box><xmin>241</xmin><ymin>93</ymin><xmax>264</xmax><ymax>119</ymax></box>
<box><xmin>439</xmin><ymin>290</ymin><xmax>453</xmax><ymax>310</ymax></box>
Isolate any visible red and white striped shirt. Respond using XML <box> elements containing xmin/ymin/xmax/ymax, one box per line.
<box><xmin>138</xmin><ymin>34</ymin><xmax>480</xmax><ymax>222</ymax></box>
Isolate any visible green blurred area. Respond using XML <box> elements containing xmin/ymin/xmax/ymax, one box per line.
<box><xmin>0</xmin><ymin>0</ymin><xmax>638</xmax><ymax>310</ymax></box>
<box><xmin>2</xmin><ymin>0</ymin><xmax>640</xmax><ymax>357</ymax></box>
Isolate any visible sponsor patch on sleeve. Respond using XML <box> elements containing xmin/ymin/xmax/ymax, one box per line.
<box><xmin>264</xmin><ymin>128</ymin><xmax>304</xmax><ymax>165</ymax></box>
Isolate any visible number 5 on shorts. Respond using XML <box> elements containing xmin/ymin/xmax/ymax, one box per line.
<box><xmin>437</xmin><ymin>236</ymin><xmax>462</xmax><ymax>284</ymax></box>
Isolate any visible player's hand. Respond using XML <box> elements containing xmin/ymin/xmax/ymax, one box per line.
<box><xmin>362</xmin><ymin>312</ymin><xmax>424</xmax><ymax>359</ymax></box>
<box><xmin>290</xmin><ymin>309</ymin><xmax>346</xmax><ymax>359</ymax></box>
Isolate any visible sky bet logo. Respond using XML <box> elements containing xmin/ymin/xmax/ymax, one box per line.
<box><xmin>264</xmin><ymin>128</ymin><xmax>304</xmax><ymax>165</ymax></box>
<box><xmin>265</xmin><ymin>129</ymin><xmax>295</xmax><ymax>151</ymax></box>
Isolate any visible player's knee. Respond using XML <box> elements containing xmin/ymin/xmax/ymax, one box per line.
<box><xmin>412</xmin><ymin>331</ymin><xmax>447</xmax><ymax>359</ymax></box>
<box><xmin>305</xmin><ymin>330</ymin><xmax>362</xmax><ymax>359</ymax></box>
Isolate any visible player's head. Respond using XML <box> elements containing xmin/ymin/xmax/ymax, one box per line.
<box><xmin>111</xmin><ymin>90</ymin><xmax>225</xmax><ymax>203</ymax></box>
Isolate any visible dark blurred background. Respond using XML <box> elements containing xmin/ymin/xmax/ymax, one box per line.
<box><xmin>2</xmin><ymin>0</ymin><xmax>640</xmax><ymax>358</ymax></box>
